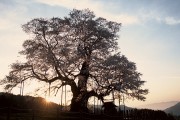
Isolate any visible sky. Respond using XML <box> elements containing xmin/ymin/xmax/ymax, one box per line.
<box><xmin>0</xmin><ymin>0</ymin><xmax>180</xmax><ymax>108</ymax></box>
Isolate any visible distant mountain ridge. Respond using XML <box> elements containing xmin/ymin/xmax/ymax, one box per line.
<box><xmin>164</xmin><ymin>102</ymin><xmax>180</xmax><ymax>116</ymax></box>
<box><xmin>138</xmin><ymin>101</ymin><xmax>179</xmax><ymax>110</ymax></box>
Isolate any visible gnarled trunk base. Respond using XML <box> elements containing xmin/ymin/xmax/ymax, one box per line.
<box><xmin>70</xmin><ymin>95</ymin><xmax>89</xmax><ymax>112</ymax></box>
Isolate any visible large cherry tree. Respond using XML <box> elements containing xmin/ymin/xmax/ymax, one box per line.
<box><xmin>2</xmin><ymin>9</ymin><xmax>148</xmax><ymax>112</ymax></box>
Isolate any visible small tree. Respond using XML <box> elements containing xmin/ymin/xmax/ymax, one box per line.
<box><xmin>1</xmin><ymin>9</ymin><xmax>148</xmax><ymax>112</ymax></box>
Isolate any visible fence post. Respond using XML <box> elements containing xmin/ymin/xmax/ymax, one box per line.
<box><xmin>56</xmin><ymin>107</ymin><xmax>59</xmax><ymax>120</ymax></box>
<box><xmin>6</xmin><ymin>107</ymin><xmax>11</xmax><ymax>120</ymax></box>
<box><xmin>80</xmin><ymin>111</ymin><xmax>83</xmax><ymax>120</ymax></box>
<box><xmin>32</xmin><ymin>109</ymin><xmax>35</xmax><ymax>120</ymax></box>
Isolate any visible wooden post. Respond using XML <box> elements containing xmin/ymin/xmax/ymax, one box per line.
<box><xmin>6</xmin><ymin>107</ymin><xmax>11</xmax><ymax>120</ymax></box>
<box><xmin>32</xmin><ymin>109</ymin><xmax>35</xmax><ymax>120</ymax></box>
<box><xmin>118</xmin><ymin>94</ymin><xmax>121</xmax><ymax>113</ymax></box>
<box><xmin>61</xmin><ymin>86</ymin><xmax>63</xmax><ymax>111</ymax></box>
<box><xmin>65</xmin><ymin>85</ymin><xmax>66</xmax><ymax>111</ymax></box>
<box><xmin>22</xmin><ymin>81</ymin><xmax>24</xmax><ymax>96</ymax></box>
<box><xmin>49</xmin><ymin>82</ymin><xmax>51</xmax><ymax>97</ymax></box>
<box><xmin>123</xmin><ymin>94</ymin><xmax>125</xmax><ymax>111</ymax></box>
<box><xmin>56</xmin><ymin>107</ymin><xmax>59</xmax><ymax>120</ymax></box>
<box><xmin>20</xmin><ymin>81</ymin><xmax>22</xmax><ymax>95</ymax></box>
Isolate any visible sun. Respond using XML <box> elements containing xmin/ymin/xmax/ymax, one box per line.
<box><xmin>45</xmin><ymin>96</ymin><xmax>61</xmax><ymax>104</ymax></box>
<box><xmin>46</xmin><ymin>97</ymin><xmax>54</xmax><ymax>103</ymax></box>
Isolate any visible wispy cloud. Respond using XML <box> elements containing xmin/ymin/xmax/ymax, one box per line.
<box><xmin>34</xmin><ymin>0</ymin><xmax>180</xmax><ymax>26</ymax></box>
<box><xmin>164</xmin><ymin>17</ymin><xmax>180</xmax><ymax>25</ymax></box>
<box><xmin>34</xmin><ymin>0</ymin><xmax>139</xmax><ymax>25</ymax></box>
<box><xmin>137</xmin><ymin>8</ymin><xmax>180</xmax><ymax>25</ymax></box>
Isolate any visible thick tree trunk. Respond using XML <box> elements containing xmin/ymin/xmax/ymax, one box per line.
<box><xmin>70</xmin><ymin>97</ymin><xmax>81</xmax><ymax>112</ymax></box>
<box><xmin>77</xmin><ymin>61</ymin><xmax>89</xmax><ymax>92</ymax></box>
<box><xmin>70</xmin><ymin>94</ymin><xmax>89</xmax><ymax>112</ymax></box>
<box><xmin>70</xmin><ymin>60</ymin><xmax>90</xmax><ymax>112</ymax></box>
<box><xmin>70</xmin><ymin>87</ymin><xmax>103</xmax><ymax>112</ymax></box>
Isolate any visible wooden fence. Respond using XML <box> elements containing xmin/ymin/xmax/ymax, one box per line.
<box><xmin>0</xmin><ymin>107</ymin><xmax>175</xmax><ymax>120</ymax></box>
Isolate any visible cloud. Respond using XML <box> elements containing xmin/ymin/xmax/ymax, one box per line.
<box><xmin>34</xmin><ymin>0</ymin><xmax>140</xmax><ymax>25</ymax></box>
<box><xmin>137</xmin><ymin>8</ymin><xmax>180</xmax><ymax>25</ymax></box>
<box><xmin>165</xmin><ymin>17</ymin><xmax>180</xmax><ymax>25</ymax></box>
<box><xmin>34</xmin><ymin>0</ymin><xmax>180</xmax><ymax>26</ymax></box>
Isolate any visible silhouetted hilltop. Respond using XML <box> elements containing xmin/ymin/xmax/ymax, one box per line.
<box><xmin>164</xmin><ymin>102</ymin><xmax>180</xmax><ymax>116</ymax></box>
<box><xmin>0</xmin><ymin>92</ymin><xmax>59</xmax><ymax>110</ymax></box>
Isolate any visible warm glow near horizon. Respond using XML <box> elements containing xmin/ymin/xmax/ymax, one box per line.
<box><xmin>45</xmin><ymin>96</ymin><xmax>59</xmax><ymax>103</ymax></box>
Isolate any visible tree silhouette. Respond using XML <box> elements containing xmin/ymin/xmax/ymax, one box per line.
<box><xmin>2</xmin><ymin>9</ymin><xmax>148</xmax><ymax>112</ymax></box>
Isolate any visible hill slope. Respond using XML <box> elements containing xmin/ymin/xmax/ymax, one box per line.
<box><xmin>0</xmin><ymin>92</ymin><xmax>59</xmax><ymax>110</ymax></box>
<box><xmin>164</xmin><ymin>102</ymin><xmax>180</xmax><ymax>116</ymax></box>
<box><xmin>138</xmin><ymin>101</ymin><xmax>179</xmax><ymax>110</ymax></box>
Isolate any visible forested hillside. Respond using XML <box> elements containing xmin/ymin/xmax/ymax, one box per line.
<box><xmin>0</xmin><ymin>92</ymin><xmax>59</xmax><ymax>110</ymax></box>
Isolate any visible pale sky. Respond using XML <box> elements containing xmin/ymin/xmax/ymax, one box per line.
<box><xmin>0</xmin><ymin>0</ymin><xmax>180</xmax><ymax>107</ymax></box>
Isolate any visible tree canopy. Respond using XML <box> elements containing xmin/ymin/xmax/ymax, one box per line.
<box><xmin>1</xmin><ymin>9</ymin><xmax>148</xmax><ymax>112</ymax></box>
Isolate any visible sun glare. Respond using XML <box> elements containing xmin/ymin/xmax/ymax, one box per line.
<box><xmin>45</xmin><ymin>97</ymin><xmax>54</xmax><ymax>103</ymax></box>
<box><xmin>45</xmin><ymin>96</ymin><xmax>61</xmax><ymax>103</ymax></box>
